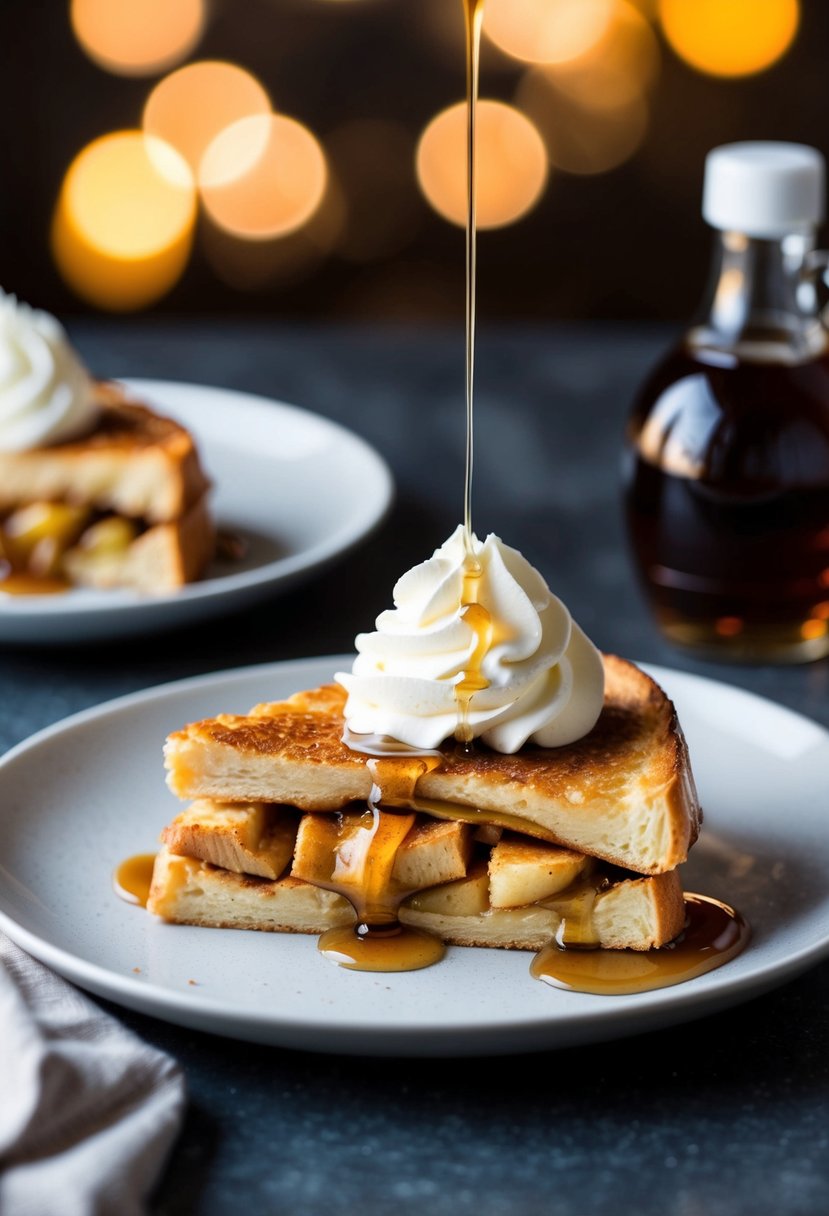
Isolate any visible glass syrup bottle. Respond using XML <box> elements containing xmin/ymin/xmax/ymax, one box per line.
<box><xmin>624</xmin><ymin>142</ymin><xmax>829</xmax><ymax>662</ymax></box>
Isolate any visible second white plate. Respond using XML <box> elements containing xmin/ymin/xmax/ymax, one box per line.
<box><xmin>0</xmin><ymin>380</ymin><xmax>393</xmax><ymax>642</ymax></box>
<box><xmin>0</xmin><ymin>658</ymin><xmax>827</xmax><ymax>1056</ymax></box>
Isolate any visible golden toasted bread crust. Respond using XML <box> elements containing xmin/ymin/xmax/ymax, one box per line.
<box><xmin>0</xmin><ymin>382</ymin><xmax>210</xmax><ymax>523</ymax></box>
<box><xmin>165</xmin><ymin>656</ymin><xmax>701</xmax><ymax>874</ymax></box>
<box><xmin>205</xmin><ymin>688</ymin><xmax>365</xmax><ymax>769</ymax></box>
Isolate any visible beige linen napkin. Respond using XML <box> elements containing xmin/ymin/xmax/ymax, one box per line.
<box><xmin>0</xmin><ymin>934</ymin><xmax>185</xmax><ymax>1216</ymax></box>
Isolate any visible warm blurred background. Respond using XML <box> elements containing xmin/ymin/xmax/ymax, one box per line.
<box><xmin>2</xmin><ymin>0</ymin><xmax>826</xmax><ymax>323</ymax></box>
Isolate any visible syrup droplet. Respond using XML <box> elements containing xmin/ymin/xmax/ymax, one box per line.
<box><xmin>113</xmin><ymin>853</ymin><xmax>157</xmax><ymax>908</ymax></box>
<box><xmin>318</xmin><ymin>921</ymin><xmax>445</xmax><ymax>972</ymax></box>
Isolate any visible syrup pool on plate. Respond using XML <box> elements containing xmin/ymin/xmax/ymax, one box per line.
<box><xmin>113</xmin><ymin>854</ymin><xmax>156</xmax><ymax>907</ymax></box>
<box><xmin>532</xmin><ymin>895</ymin><xmax>750</xmax><ymax>996</ymax></box>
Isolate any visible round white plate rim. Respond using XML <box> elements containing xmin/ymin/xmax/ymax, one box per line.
<box><xmin>0</xmin><ymin>378</ymin><xmax>394</xmax><ymax>617</ymax></box>
<box><xmin>0</xmin><ymin>657</ymin><xmax>827</xmax><ymax>1054</ymax></box>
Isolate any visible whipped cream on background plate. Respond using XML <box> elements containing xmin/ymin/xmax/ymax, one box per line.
<box><xmin>337</xmin><ymin>525</ymin><xmax>605</xmax><ymax>754</ymax></box>
<box><xmin>0</xmin><ymin>290</ymin><xmax>98</xmax><ymax>452</ymax></box>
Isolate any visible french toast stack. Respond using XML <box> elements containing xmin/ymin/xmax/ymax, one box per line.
<box><xmin>0</xmin><ymin>382</ymin><xmax>214</xmax><ymax>592</ymax></box>
<box><xmin>149</xmin><ymin>656</ymin><xmax>701</xmax><ymax>954</ymax></box>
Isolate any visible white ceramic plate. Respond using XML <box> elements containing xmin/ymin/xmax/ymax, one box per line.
<box><xmin>0</xmin><ymin>658</ymin><xmax>827</xmax><ymax>1057</ymax></box>
<box><xmin>0</xmin><ymin>380</ymin><xmax>393</xmax><ymax>643</ymax></box>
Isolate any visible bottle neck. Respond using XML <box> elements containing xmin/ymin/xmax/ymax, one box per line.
<box><xmin>688</xmin><ymin>229</ymin><xmax>827</xmax><ymax>365</ymax></box>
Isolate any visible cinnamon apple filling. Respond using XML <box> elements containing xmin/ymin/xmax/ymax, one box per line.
<box><xmin>0</xmin><ymin>492</ymin><xmax>212</xmax><ymax>594</ymax></box>
<box><xmin>0</xmin><ymin>501</ymin><xmax>143</xmax><ymax>593</ymax></box>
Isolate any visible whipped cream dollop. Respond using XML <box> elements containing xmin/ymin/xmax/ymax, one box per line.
<box><xmin>0</xmin><ymin>291</ymin><xmax>98</xmax><ymax>452</ymax></box>
<box><xmin>337</xmin><ymin>526</ymin><xmax>605</xmax><ymax>755</ymax></box>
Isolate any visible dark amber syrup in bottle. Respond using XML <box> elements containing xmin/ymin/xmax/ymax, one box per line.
<box><xmin>624</xmin><ymin>341</ymin><xmax>829</xmax><ymax>661</ymax></box>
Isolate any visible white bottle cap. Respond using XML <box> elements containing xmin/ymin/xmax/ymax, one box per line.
<box><xmin>702</xmin><ymin>141</ymin><xmax>825</xmax><ymax>238</ymax></box>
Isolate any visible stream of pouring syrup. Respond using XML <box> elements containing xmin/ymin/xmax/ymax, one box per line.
<box><xmin>313</xmin><ymin>0</ymin><xmax>495</xmax><ymax>960</ymax></box>
<box><xmin>462</xmin><ymin>0</ymin><xmax>484</xmax><ymax>562</ymax></box>
<box><xmin>455</xmin><ymin>0</ymin><xmax>493</xmax><ymax>748</ymax></box>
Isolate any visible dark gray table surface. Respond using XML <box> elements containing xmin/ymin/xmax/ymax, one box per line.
<box><xmin>2</xmin><ymin>321</ymin><xmax>827</xmax><ymax>1216</ymax></box>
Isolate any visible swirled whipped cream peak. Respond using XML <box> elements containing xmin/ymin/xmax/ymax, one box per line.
<box><xmin>336</xmin><ymin>525</ymin><xmax>605</xmax><ymax>755</ymax></box>
<box><xmin>0</xmin><ymin>289</ymin><xmax>98</xmax><ymax>452</ymax></box>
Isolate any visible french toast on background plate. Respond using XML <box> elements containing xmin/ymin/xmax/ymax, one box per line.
<box><xmin>0</xmin><ymin>381</ymin><xmax>214</xmax><ymax>594</ymax></box>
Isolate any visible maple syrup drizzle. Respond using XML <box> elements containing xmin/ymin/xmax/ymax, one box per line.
<box><xmin>532</xmin><ymin>894</ymin><xmax>750</xmax><ymax>996</ymax></box>
<box><xmin>548</xmin><ymin>875</ymin><xmax>607</xmax><ymax>948</ymax></box>
<box><xmin>392</xmin><ymin>792</ymin><xmax>561</xmax><ymax>844</ymax></box>
<box><xmin>366</xmin><ymin>755</ymin><xmax>442</xmax><ymax>810</ymax></box>
<box><xmin>113</xmin><ymin>853</ymin><xmax>157</xmax><ymax>908</ymax></box>
<box><xmin>307</xmin><ymin>804</ymin><xmax>445</xmax><ymax>972</ymax></box>
<box><xmin>455</xmin><ymin>563</ymin><xmax>494</xmax><ymax>747</ymax></box>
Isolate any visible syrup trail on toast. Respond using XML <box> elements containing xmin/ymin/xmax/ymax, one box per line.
<box><xmin>315</xmin><ymin>759</ymin><xmax>446</xmax><ymax>970</ymax></box>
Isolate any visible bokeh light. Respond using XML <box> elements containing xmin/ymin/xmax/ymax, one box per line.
<box><xmin>56</xmin><ymin>0</ymin><xmax>804</xmax><ymax>313</ymax></box>
<box><xmin>144</xmin><ymin>61</ymin><xmax>271</xmax><ymax>177</ymax></box>
<box><xmin>52</xmin><ymin>131</ymin><xmax>196</xmax><ymax>311</ymax></box>
<box><xmin>416</xmin><ymin>100</ymin><xmax>548</xmax><ymax>229</ymax></box>
<box><xmin>200</xmin><ymin>114</ymin><xmax>328</xmax><ymax>240</ymax></box>
<box><xmin>517</xmin><ymin>66</ymin><xmax>649</xmax><ymax>174</ymax></box>
<box><xmin>70</xmin><ymin>0</ymin><xmax>205</xmax><ymax>77</ymax></box>
<box><xmin>484</xmin><ymin>0</ymin><xmax>616</xmax><ymax>66</ymax></box>
<box><xmin>547</xmin><ymin>0</ymin><xmax>660</xmax><ymax>112</ymax></box>
<box><xmin>326</xmin><ymin>120</ymin><xmax>422</xmax><ymax>262</ymax></box>
<box><xmin>658</xmin><ymin>0</ymin><xmax>799</xmax><ymax>78</ymax></box>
